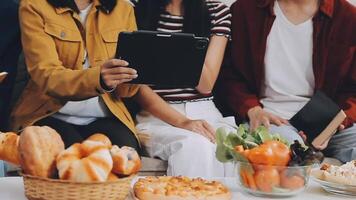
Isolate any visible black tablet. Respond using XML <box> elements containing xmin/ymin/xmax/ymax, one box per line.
<box><xmin>115</xmin><ymin>31</ymin><xmax>209</xmax><ymax>87</ymax></box>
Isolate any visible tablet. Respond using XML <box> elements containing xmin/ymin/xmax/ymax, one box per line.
<box><xmin>116</xmin><ymin>31</ymin><xmax>209</xmax><ymax>87</ymax></box>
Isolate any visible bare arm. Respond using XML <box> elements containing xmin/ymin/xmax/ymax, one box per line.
<box><xmin>133</xmin><ymin>85</ymin><xmax>216</xmax><ymax>142</ymax></box>
<box><xmin>196</xmin><ymin>35</ymin><xmax>228</xmax><ymax>94</ymax></box>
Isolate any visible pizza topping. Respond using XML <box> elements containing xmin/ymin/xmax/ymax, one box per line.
<box><xmin>134</xmin><ymin>176</ymin><xmax>231</xmax><ymax>199</ymax></box>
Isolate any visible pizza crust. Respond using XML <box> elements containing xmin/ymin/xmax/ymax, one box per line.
<box><xmin>135</xmin><ymin>192</ymin><xmax>231</xmax><ymax>200</ymax></box>
<box><xmin>134</xmin><ymin>176</ymin><xmax>231</xmax><ymax>200</ymax></box>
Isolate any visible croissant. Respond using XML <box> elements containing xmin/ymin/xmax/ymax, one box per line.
<box><xmin>56</xmin><ymin>140</ymin><xmax>113</xmax><ymax>182</ymax></box>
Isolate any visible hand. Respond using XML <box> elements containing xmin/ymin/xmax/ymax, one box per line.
<box><xmin>247</xmin><ymin>106</ymin><xmax>288</xmax><ymax>131</ymax></box>
<box><xmin>338</xmin><ymin>124</ymin><xmax>345</xmax><ymax>131</ymax></box>
<box><xmin>100</xmin><ymin>59</ymin><xmax>138</xmax><ymax>89</ymax></box>
<box><xmin>177</xmin><ymin>119</ymin><xmax>216</xmax><ymax>143</ymax></box>
<box><xmin>298</xmin><ymin>131</ymin><xmax>331</xmax><ymax>150</ymax></box>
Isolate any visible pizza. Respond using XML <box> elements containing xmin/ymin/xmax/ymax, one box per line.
<box><xmin>133</xmin><ymin>176</ymin><xmax>232</xmax><ymax>200</ymax></box>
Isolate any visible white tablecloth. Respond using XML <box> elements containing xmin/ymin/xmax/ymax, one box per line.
<box><xmin>0</xmin><ymin>177</ymin><xmax>353</xmax><ymax>200</ymax></box>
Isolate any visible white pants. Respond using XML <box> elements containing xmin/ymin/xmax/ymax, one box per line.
<box><xmin>136</xmin><ymin>100</ymin><xmax>236</xmax><ymax>177</ymax></box>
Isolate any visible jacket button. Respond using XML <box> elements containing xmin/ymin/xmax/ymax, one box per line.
<box><xmin>60</xmin><ymin>31</ymin><xmax>66</xmax><ymax>38</ymax></box>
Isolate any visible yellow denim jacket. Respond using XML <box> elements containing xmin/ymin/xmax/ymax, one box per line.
<box><xmin>10</xmin><ymin>0</ymin><xmax>139</xmax><ymax>135</ymax></box>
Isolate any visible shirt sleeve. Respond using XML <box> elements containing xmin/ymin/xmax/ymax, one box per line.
<box><xmin>207</xmin><ymin>0</ymin><xmax>232</xmax><ymax>38</ymax></box>
<box><xmin>129</xmin><ymin>0</ymin><xmax>138</xmax><ymax>7</ymax></box>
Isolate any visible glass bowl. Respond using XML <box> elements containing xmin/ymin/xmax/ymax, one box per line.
<box><xmin>235</xmin><ymin>161</ymin><xmax>313</xmax><ymax>197</ymax></box>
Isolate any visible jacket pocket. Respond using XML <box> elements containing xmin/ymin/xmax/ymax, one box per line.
<box><xmin>101</xmin><ymin>29</ymin><xmax>125</xmax><ymax>58</ymax></box>
<box><xmin>44</xmin><ymin>22</ymin><xmax>82</xmax><ymax>42</ymax></box>
<box><xmin>44</xmin><ymin>22</ymin><xmax>82</xmax><ymax>67</ymax></box>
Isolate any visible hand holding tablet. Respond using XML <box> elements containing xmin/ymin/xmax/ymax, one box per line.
<box><xmin>100</xmin><ymin>59</ymin><xmax>138</xmax><ymax>90</ymax></box>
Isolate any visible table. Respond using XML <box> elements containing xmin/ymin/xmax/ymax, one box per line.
<box><xmin>0</xmin><ymin>177</ymin><xmax>354</xmax><ymax>200</ymax></box>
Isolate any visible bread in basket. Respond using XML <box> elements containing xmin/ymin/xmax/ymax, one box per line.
<box><xmin>0</xmin><ymin>126</ymin><xmax>141</xmax><ymax>200</ymax></box>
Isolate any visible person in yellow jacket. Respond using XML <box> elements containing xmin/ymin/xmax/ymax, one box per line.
<box><xmin>11</xmin><ymin>0</ymin><xmax>215</xmax><ymax>151</ymax></box>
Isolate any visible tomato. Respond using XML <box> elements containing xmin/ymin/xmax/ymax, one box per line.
<box><xmin>245</xmin><ymin>141</ymin><xmax>291</xmax><ymax>166</ymax></box>
<box><xmin>265</xmin><ymin>141</ymin><xmax>291</xmax><ymax>166</ymax></box>
<box><xmin>280</xmin><ymin>170</ymin><xmax>305</xmax><ymax>190</ymax></box>
<box><xmin>254</xmin><ymin>167</ymin><xmax>280</xmax><ymax>192</ymax></box>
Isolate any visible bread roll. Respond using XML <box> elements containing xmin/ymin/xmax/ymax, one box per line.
<box><xmin>19</xmin><ymin>126</ymin><xmax>65</xmax><ymax>178</ymax></box>
<box><xmin>56</xmin><ymin>140</ymin><xmax>113</xmax><ymax>182</ymax></box>
<box><xmin>0</xmin><ymin>132</ymin><xmax>20</xmax><ymax>165</ymax></box>
<box><xmin>111</xmin><ymin>145</ymin><xmax>141</xmax><ymax>176</ymax></box>
<box><xmin>107</xmin><ymin>173</ymin><xmax>119</xmax><ymax>181</ymax></box>
<box><xmin>87</xmin><ymin>133</ymin><xmax>112</xmax><ymax>149</ymax></box>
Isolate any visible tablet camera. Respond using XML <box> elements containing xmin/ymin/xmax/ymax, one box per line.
<box><xmin>195</xmin><ymin>40</ymin><xmax>208</xmax><ymax>50</ymax></box>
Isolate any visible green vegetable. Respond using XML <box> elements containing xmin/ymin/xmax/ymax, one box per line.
<box><xmin>215</xmin><ymin>125</ymin><xmax>290</xmax><ymax>163</ymax></box>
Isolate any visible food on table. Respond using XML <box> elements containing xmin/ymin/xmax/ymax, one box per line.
<box><xmin>254</xmin><ymin>167</ymin><xmax>280</xmax><ymax>192</ymax></box>
<box><xmin>216</xmin><ymin>125</ymin><xmax>320</xmax><ymax>194</ymax></box>
<box><xmin>87</xmin><ymin>133</ymin><xmax>113</xmax><ymax>149</ymax></box>
<box><xmin>318</xmin><ymin>160</ymin><xmax>356</xmax><ymax>186</ymax></box>
<box><xmin>0</xmin><ymin>131</ymin><xmax>20</xmax><ymax>165</ymax></box>
<box><xmin>111</xmin><ymin>145</ymin><xmax>141</xmax><ymax>176</ymax></box>
<box><xmin>289</xmin><ymin>140</ymin><xmax>324</xmax><ymax>166</ymax></box>
<box><xmin>107</xmin><ymin>172</ymin><xmax>120</xmax><ymax>181</ymax></box>
<box><xmin>19</xmin><ymin>126</ymin><xmax>65</xmax><ymax>178</ymax></box>
<box><xmin>235</xmin><ymin>140</ymin><xmax>291</xmax><ymax>167</ymax></box>
<box><xmin>0</xmin><ymin>127</ymin><xmax>141</xmax><ymax>182</ymax></box>
<box><xmin>280</xmin><ymin>169</ymin><xmax>305</xmax><ymax>190</ymax></box>
<box><xmin>56</xmin><ymin>139</ymin><xmax>113</xmax><ymax>182</ymax></box>
<box><xmin>134</xmin><ymin>176</ymin><xmax>232</xmax><ymax>200</ymax></box>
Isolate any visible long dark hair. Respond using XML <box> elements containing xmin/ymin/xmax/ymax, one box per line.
<box><xmin>47</xmin><ymin>0</ymin><xmax>117</xmax><ymax>13</ymax></box>
<box><xmin>134</xmin><ymin>0</ymin><xmax>211</xmax><ymax>37</ymax></box>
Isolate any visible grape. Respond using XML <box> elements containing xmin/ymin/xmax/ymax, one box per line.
<box><xmin>288</xmin><ymin>140</ymin><xmax>324</xmax><ymax>166</ymax></box>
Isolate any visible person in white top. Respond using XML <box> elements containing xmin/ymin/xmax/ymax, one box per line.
<box><xmin>261</xmin><ymin>0</ymin><xmax>315</xmax><ymax>120</ymax></box>
<box><xmin>222</xmin><ymin>0</ymin><xmax>356</xmax><ymax>163</ymax></box>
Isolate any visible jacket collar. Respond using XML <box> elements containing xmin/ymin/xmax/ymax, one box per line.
<box><xmin>54</xmin><ymin>0</ymin><xmax>105</xmax><ymax>15</ymax></box>
<box><xmin>257</xmin><ymin>0</ymin><xmax>334</xmax><ymax>18</ymax></box>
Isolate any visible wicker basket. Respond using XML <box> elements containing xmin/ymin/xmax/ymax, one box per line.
<box><xmin>22</xmin><ymin>174</ymin><xmax>135</xmax><ymax>200</ymax></box>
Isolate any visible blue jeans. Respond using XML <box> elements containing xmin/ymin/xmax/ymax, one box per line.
<box><xmin>247</xmin><ymin>123</ymin><xmax>356</xmax><ymax>163</ymax></box>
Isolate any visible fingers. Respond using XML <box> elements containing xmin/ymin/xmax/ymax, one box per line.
<box><xmin>261</xmin><ymin>116</ymin><xmax>270</xmax><ymax>129</ymax></box>
<box><xmin>104</xmin><ymin>79</ymin><xmax>133</xmax><ymax>88</ymax></box>
<box><xmin>314</xmin><ymin>137</ymin><xmax>331</xmax><ymax>150</ymax></box>
<box><xmin>102</xmin><ymin>66</ymin><xmax>137</xmax><ymax>75</ymax></box>
<box><xmin>269</xmin><ymin>114</ymin><xmax>288</xmax><ymax>127</ymax></box>
<box><xmin>339</xmin><ymin>125</ymin><xmax>345</xmax><ymax>131</ymax></box>
<box><xmin>249</xmin><ymin>119</ymin><xmax>260</xmax><ymax>132</ymax></box>
<box><xmin>202</xmin><ymin>121</ymin><xmax>216</xmax><ymax>143</ymax></box>
<box><xmin>202</xmin><ymin>129</ymin><xmax>216</xmax><ymax>143</ymax></box>
<box><xmin>103</xmin><ymin>59</ymin><xmax>129</xmax><ymax>68</ymax></box>
<box><xmin>298</xmin><ymin>131</ymin><xmax>307</xmax><ymax>142</ymax></box>
<box><xmin>187</xmin><ymin>120</ymin><xmax>215</xmax><ymax>143</ymax></box>
<box><xmin>101</xmin><ymin>59</ymin><xmax>138</xmax><ymax>88</ymax></box>
<box><xmin>202</xmin><ymin>121</ymin><xmax>215</xmax><ymax>135</ymax></box>
<box><xmin>105</xmin><ymin>74</ymin><xmax>138</xmax><ymax>81</ymax></box>
<box><xmin>270</xmin><ymin>116</ymin><xmax>283</xmax><ymax>126</ymax></box>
